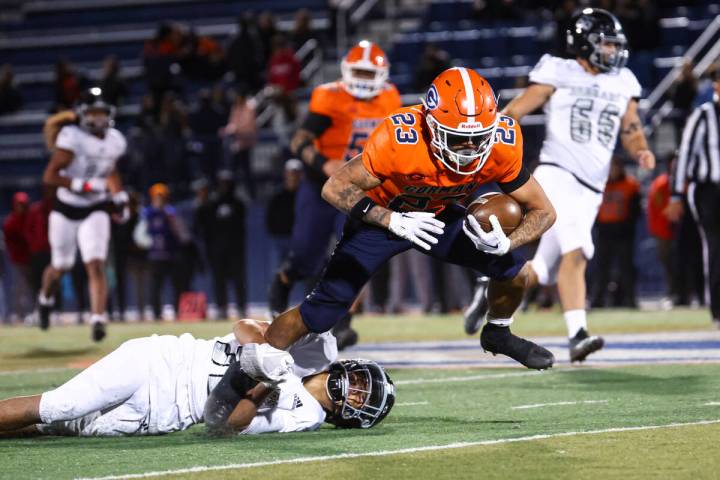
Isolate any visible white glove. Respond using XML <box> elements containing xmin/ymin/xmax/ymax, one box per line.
<box><xmin>463</xmin><ymin>214</ymin><xmax>511</xmax><ymax>256</ymax></box>
<box><xmin>388</xmin><ymin>211</ymin><xmax>445</xmax><ymax>251</ymax></box>
<box><xmin>239</xmin><ymin>343</ymin><xmax>295</xmax><ymax>387</ymax></box>
<box><xmin>70</xmin><ymin>177</ymin><xmax>107</xmax><ymax>193</ymax></box>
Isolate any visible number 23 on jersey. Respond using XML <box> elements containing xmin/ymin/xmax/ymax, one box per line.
<box><xmin>390</xmin><ymin>113</ymin><xmax>517</xmax><ymax>146</ymax></box>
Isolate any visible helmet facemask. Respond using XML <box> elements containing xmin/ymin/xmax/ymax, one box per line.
<box><xmin>78</xmin><ymin>106</ymin><xmax>115</xmax><ymax>135</ymax></box>
<box><xmin>325</xmin><ymin>359</ymin><xmax>395</xmax><ymax>429</ymax></box>
<box><xmin>425</xmin><ymin>112</ymin><xmax>498</xmax><ymax>176</ymax></box>
<box><xmin>341</xmin><ymin>61</ymin><xmax>388</xmax><ymax>99</ymax></box>
<box><xmin>586</xmin><ymin>32</ymin><xmax>628</xmax><ymax>73</ymax></box>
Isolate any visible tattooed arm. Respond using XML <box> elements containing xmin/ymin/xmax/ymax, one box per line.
<box><xmin>506</xmin><ymin>175</ymin><xmax>556</xmax><ymax>250</ymax></box>
<box><xmin>620</xmin><ymin>99</ymin><xmax>655</xmax><ymax>169</ymax></box>
<box><xmin>321</xmin><ymin>155</ymin><xmax>391</xmax><ymax>228</ymax></box>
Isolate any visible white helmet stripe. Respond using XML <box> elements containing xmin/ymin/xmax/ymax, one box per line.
<box><xmin>458</xmin><ymin>67</ymin><xmax>476</xmax><ymax>118</ymax></box>
<box><xmin>362</xmin><ymin>42</ymin><xmax>371</xmax><ymax>62</ymax></box>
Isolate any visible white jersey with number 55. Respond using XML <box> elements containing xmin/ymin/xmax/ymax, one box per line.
<box><xmin>54</xmin><ymin>124</ymin><xmax>126</xmax><ymax>207</ymax></box>
<box><xmin>529</xmin><ymin>54</ymin><xmax>641</xmax><ymax>191</ymax></box>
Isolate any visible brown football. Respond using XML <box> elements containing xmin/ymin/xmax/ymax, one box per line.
<box><xmin>467</xmin><ymin>192</ymin><xmax>523</xmax><ymax>235</ymax></box>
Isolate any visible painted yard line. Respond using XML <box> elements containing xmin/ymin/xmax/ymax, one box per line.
<box><xmin>704</xmin><ymin>402</ymin><xmax>720</xmax><ymax>406</ymax></box>
<box><xmin>76</xmin><ymin>419</ymin><xmax>720</xmax><ymax>480</ymax></box>
<box><xmin>396</xmin><ymin>401</ymin><xmax>429</xmax><ymax>406</ymax></box>
<box><xmin>0</xmin><ymin>366</ymin><xmax>75</xmax><ymax>376</ymax></box>
<box><xmin>394</xmin><ymin>368</ymin><xmax>587</xmax><ymax>385</ymax></box>
<box><xmin>511</xmin><ymin>400</ymin><xmax>609</xmax><ymax>410</ymax></box>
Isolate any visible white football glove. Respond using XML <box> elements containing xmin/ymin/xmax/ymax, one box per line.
<box><xmin>463</xmin><ymin>214</ymin><xmax>511</xmax><ymax>256</ymax></box>
<box><xmin>238</xmin><ymin>343</ymin><xmax>295</xmax><ymax>387</ymax></box>
<box><xmin>70</xmin><ymin>177</ymin><xmax>107</xmax><ymax>194</ymax></box>
<box><xmin>388</xmin><ymin>211</ymin><xmax>445</xmax><ymax>251</ymax></box>
<box><xmin>111</xmin><ymin>191</ymin><xmax>130</xmax><ymax>224</ymax></box>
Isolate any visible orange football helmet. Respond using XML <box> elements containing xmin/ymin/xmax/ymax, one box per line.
<box><xmin>341</xmin><ymin>40</ymin><xmax>390</xmax><ymax>99</ymax></box>
<box><xmin>422</xmin><ymin>67</ymin><xmax>499</xmax><ymax>175</ymax></box>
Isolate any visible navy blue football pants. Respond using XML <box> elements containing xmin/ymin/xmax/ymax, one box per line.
<box><xmin>299</xmin><ymin>204</ymin><xmax>526</xmax><ymax>333</ymax></box>
<box><xmin>284</xmin><ymin>180</ymin><xmax>347</xmax><ymax>281</ymax></box>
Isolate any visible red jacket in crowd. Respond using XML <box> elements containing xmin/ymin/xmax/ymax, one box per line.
<box><xmin>24</xmin><ymin>199</ymin><xmax>52</xmax><ymax>255</ymax></box>
<box><xmin>267</xmin><ymin>47</ymin><xmax>301</xmax><ymax>93</ymax></box>
<box><xmin>3</xmin><ymin>211</ymin><xmax>30</xmax><ymax>265</ymax></box>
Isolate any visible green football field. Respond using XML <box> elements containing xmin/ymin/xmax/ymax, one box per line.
<box><xmin>1</xmin><ymin>309</ymin><xmax>719</xmax><ymax>479</ymax></box>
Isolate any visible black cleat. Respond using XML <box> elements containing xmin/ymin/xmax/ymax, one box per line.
<box><xmin>464</xmin><ymin>276</ymin><xmax>489</xmax><ymax>335</ymax></box>
<box><xmin>38</xmin><ymin>304</ymin><xmax>51</xmax><ymax>331</ymax></box>
<box><xmin>569</xmin><ymin>328</ymin><xmax>604</xmax><ymax>362</ymax></box>
<box><xmin>268</xmin><ymin>273</ymin><xmax>291</xmax><ymax>319</ymax></box>
<box><xmin>91</xmin><ymin>322</ymin><xmax>106</xmax><ymax>342</ymax></box>
<box><xmin>480</xmin><ymin>323</ymin><xmax>554</xmax><ymax>370</ymax></box>
<box><xmin>332</xmin><ymin>313</ymin><xmax>358</xmax><ymax>351</ymax></box>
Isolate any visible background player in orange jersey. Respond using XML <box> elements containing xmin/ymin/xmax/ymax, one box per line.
<box><xmin>268</xmin><ymin>40</ymin><xmax>401</xmax><ymax>349</ymax></box>
<box><xmin>242</xmin><ymin>67</ymin><xmax>556</xmax><ymax>385</ymax></box>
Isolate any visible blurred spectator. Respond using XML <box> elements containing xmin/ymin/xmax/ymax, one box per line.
<box><xmin>670</xmin><ymin>61</ymin><xmax>698</xmax><ymax>141</ymax></box>
<box><xmin>414</xmin><ymin>44</ymin><xmax>450</xmax><ymax>91</ymax></box>
<box><xmin>221</xmin><ymin>89</ymin><xmax>257</xmax><ymax>198</ymax></box>
<box><xmin>158</xmin><ymin>93</ymin><xmax>190</xmax><ymax>187</ymax></box>
<box><xmin>181</xmin><ymin>29</ymin><xmax>226</xmax><ymax>82</ymax></box>
<box><xmin>0</xmin><ymin>64</ymin><xmax>23</xmax><ymax>115</ymax></box>
<box><xmin>111</xmin><ymin>192</ymin><xmax>147</xmax><ymax>321</ymax></box>
<box><xmin>270</xmin><ymin>89</ymin><xmax>299</xmax><ymax>156</ymax></box>
<box><xmin>267</xmin><ymin>35</ymin><xmax>302</xmax><ymax>94</ymax></box>
<box><xmin>227</xmin><ymin>13</ymin><xmax>265</xmax><ymax>92</ymax></box>
<box><xmin>257</xmin><ymin>11</ymin><xmax>278</xmax><ymax>64</ymax></box>
<box><xmin>266</xmin><ymin>159</ymin><xmax>302</xmax><ymax>273</ymax></box>
<box><xmin>3</xmin><ymin>192</ymin><xmax>32</xmax><ymax>322</ymax></box>
<box><xmin>647</xmin><ymin>168</ymin><xmax>675</xmax><ymax>300</ymax></box>
<box><xmin>99</xmin><ymin>56</ymin><xmax>128</xmax><ymax>106</ymax></box>
<box><xmin>590</xmin><ymin>159</ymin><xmax>641</xmax><ymax>308</ymax></box>
<box><xmin>188</xmin><ymin>87</ymin><xmax>227</xmax><ymax>179</ymax></box>
<box><xmin>139</xmin><ymin>183</ymin><xmax>186</xmax><ymax>320</ymax></box>
<box><xmin>618</xmin><ymin>0</ymin><xmax>660</xmax><ymax>52</ymax></box>
<box><xmin>553</xmin><ymin>0</ymin><xmax>577</xmax><ymax>56</ymax></box>
<box><xmin>199</xmin><ymin>171</ymin><xmax>247</xmax><ymax>318</ymax></box>
<box><xmin>54</xmin><ymin>59</ymin><xmax>84</xmax><ymax>110</ymax></box>
<box><xmin>291</xmin><ymin>9</ymin><xmax>316</xmax><ymax>50</ymax></box>
<box><xmin>24</xmin><ymin>188</ymin><xmax>52</xmax><ymax>300</ymax></box>
<box><xmin>388</xmin><ymin>251</ymin><xmax>432</xmax><ymax>314</ymax></box>
<box><xmin>143</xmin><ymin>22</ymin><xmax>184</xmax><ymax>109</ymax></box>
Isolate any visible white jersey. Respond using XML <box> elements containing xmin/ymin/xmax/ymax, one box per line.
<box><xmin>529</xmin><ymin>54</ymin><xmax>642</xmax><ymax>191</ymax></box>
<box><xmin>190</xmin><ymin>331</ymin><xmax>338</xmax><ymax>434</ymax></box>
<box><xmin>54</xmin><ymin>124</ymin><xmax>126</xmax><ymax>207</ymax></box>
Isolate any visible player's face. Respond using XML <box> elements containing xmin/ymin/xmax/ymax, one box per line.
<box><xmin>351</xmin><ymin>67</ymin><xmax>378</xmax><ymax>80</ymax></box>
<box><xmin>84</xmin><ymin>108</ymin><xmax>110</xmax><ymax>134</ymax></box>
<box><xmin>446</xmin><ymin>131</ymin><xmax>493</xmax><ymax>161</ymax></box>
<box><xmin>345</xmin><ymin>371</ymin><xmax>370</xmax><ymax>409</ymax></box>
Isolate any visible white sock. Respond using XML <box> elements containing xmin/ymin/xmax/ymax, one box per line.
<box><xmin>38</xmin><ymin>293</ymin><xmax>54</xmax><ymax>306</ymax></box>
<box><xmin>486</xmin><ymin>314</ymin><xmax>513</xmax><ymax>327</ymax></box>
<box><xmin>90</xmin><ymin>313</ymin><xmax>107</xmax><ymax>325</ymax></box>
<box><xmin>564</xmin><ymin>309</ymin><xmax>587</xmax><ymax>338</ymax></box>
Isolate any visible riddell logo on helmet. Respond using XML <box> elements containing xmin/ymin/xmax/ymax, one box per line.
<box><xmin>425</xmin><ymin>85</ymin><xmax>439</xmax><ymax>110</ymax></box>
<box><xmin>458</xmin><ymin>122</ymin><xmax>485</xmax><ymax>129</ymax></box>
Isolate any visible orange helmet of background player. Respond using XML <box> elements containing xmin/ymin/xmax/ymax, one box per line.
<box><xmin>341</xmin><ymin>40</ymin><xmax>389</xmax><ymax>99</ymax></box>
<box><xmin>423</xmin><ymin>67</ymin><xmax>499</xmax><ymax>175</ymax></box>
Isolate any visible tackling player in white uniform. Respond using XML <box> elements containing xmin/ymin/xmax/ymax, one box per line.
<box><xmin>37</xmin><ymin>88</ymin><xmax>129</xmax><ymax>342</ymax></box>
<box><xmin>0</xmin><ymin>319</ymin><xmax>395</xmax><ymax>437</ymax></box>
<box><xmin>464</xmin><ymin>8</ymin><xmax>655</xmax><ymax>362</ymax></box>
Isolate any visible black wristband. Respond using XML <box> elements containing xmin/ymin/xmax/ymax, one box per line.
<box><xmin>349</xmin><ymin>196</ymin><xmax>378</xmax><ymax>221</ymax></box>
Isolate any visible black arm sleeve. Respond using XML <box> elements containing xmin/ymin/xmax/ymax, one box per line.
<box><xmin>301</xmin><ymin>112</ymin><xmax>333</xmax><ymax>137</ymax></box>
<box><xmin>498</xmin><ymin>166</ymin><xmax>531</xmax><ymax>194</ymax></box>
<box><xmin>203</xmin><ymin>360</ymin><xmax>259</xmax><ymax>435</ymax></box>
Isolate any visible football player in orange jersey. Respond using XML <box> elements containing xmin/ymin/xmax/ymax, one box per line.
<box><xmin>268</xmin><ymin>40</ymin><xmax>401</xmax><ymax>348</ymax></box>
<box><xmin>242</xmin><ymin>68</ymin><xmax>557</xmax><ymax>385</ymax></box>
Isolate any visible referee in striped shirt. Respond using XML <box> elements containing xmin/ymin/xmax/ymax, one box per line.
<box><xmin>667</xmin><ymin>69</ymin><xmax>720</xmax><ymax>326</ymax></box>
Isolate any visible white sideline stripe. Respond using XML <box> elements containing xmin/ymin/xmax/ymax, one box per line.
<box><xmin>512</xmin><ymin>400</ymin><xmax>609</xmax><ymax>410</ymax></box>
<box><xmin>397</xmin><ymin>401</ymin><xmax>429</xmax><ymax>407</ymax></box>
<box><xmin>75</xmin><ymin>419</ymin><xmax>720</xmax><ymax>480</ymax></box>
<box><xmin>703</xmin><ymin>402</ymin><xmax>720</xmax><ymax>406</ymax></box>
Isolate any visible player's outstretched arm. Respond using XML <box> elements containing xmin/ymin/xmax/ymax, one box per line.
<box><xmin>43</xmin><ymin>110</ymin><xmax>76</xmax><ymax>151</ymax></box>
<box><xmin>501</xmin><ymin>83</ymin><xmax>554</xmax><ymax>121</ymax></box>
<box><xmin>321</xmin><ymin>155</ymin><xmax>389</xmax><ymax>227</ymax></box>
<box><xmin>505</xmin><ymin>175</ymin><xmax>556</xmax><ymax>250</ymax></box>
<box><xmin>620</xmin><ymin>99</ymin><xmax>655</xmax><ymax>169</ymax></box>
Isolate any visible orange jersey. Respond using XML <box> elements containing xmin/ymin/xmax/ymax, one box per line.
<box><xmin>309</xmin><ymin>81</ymin><xmax>402</xmax><ymax>161</ymax></box>
<box><xmin>362</xmin><ymin>105</ymin><xmax>524</xmax><ymax>213</ymax></box>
